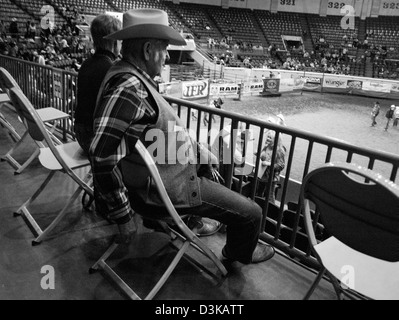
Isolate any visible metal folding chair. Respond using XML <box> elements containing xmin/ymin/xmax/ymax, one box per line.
<box><xmin>89</xmin><ymin>140</ymin><xmax>228</xmax><ymax>300</ymax></box>
<box><xmin>8</xmin><ymin>87</ymin><xmax>93</xmax><ymax>246</ymax></box>
<box><xmin>300</xmin><ymin>162</ymin><xmax>399</xmax><ymax>300</ymax></box>
<box><xmin>0</xmin><ymin>67</ymin><xmax>70</xmax><ymax>174</ymax></box>
<box><xmin>0</xmin><ymin>91</ymin><xmax>21</xmax><ymax>142</ymax></box>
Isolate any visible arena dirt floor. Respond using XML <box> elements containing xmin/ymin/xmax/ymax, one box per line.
<box><xmin>204</xmin><ymin>91</ymin><xmax>399</xmax><ymax>180</ymax></box>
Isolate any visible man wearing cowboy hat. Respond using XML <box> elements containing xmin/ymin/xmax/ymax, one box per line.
<box><xmin>90</xmin><ymin>9</ymin><xmax>274</xmax><ymax>264</ymax></box>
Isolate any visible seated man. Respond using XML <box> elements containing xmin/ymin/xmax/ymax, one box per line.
<box><xmin>90</xmin><ymin>9</ymin><xmax>274</xmax><ymax>264</ymax></box>
<box><xmin>74</xmin><ymin>14</ymin><xmax>122</xmax><ymax>154</ymax></box>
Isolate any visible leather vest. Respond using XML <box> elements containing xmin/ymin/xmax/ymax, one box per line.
<box><xmin>97</xmin><ymin>60</ymin><xmax>201</xmax><ymax>208</ymax></box>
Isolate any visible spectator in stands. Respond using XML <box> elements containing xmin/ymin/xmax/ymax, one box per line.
<box><xmin>90</xmin><ymin>8</ymin><xmax>275</xmax><ymax>263</ymax></box>
<box><xmin>255</xmin><ymin>117</ymin><xmax>286</xmax><ymax>204</ymax></box>
<box><xmin>0</xmin><ymin>20</ymin><xmax>7</xmax><ymax>38</ymax></box>
<box><xmin>371</xmin><ymin>101</ymin><xmax>380</xmax><ymax>127</ymax></box>
<box><xmin>268</xmin><ymin>44</ymin><xmax>277</xmax><ymax>58</ymax></box>
<box><xmin>17</xmin><ymin>43</ymin><xmax>30</xmax><ymax>61</ymax></box>
<box><xmin>32</xmin><ymin>50</ymin><xmax>46</xmax><ymax>65</ymax></box>
<box><xmin>385</xmin><ymin>105</ymin><xmax>396</xmax><ymax>131</ymax></box>
<box><xmin>0</xmin><ymin>39</ymin><xmax>8</xmax><ymax>56</ymax></box>
<box><xmin>7</xmin><ymin>41</ymin><xmax>17</xmax><ymax>57</ymax></box>
<box><xmin>59</xmin><ymin>39</ymin><xmax>70</xmax><ymax>54</ymax></box>
<box><xmin>9</xmin><ymin>18</ymin><xmax>19</xmax><ymax>38</ymax></box>
<box><xmin>26</xmin><ymin>21</ymin><xmax>36</xmax><ymax>40</ymax></box>
<box><xmin>74</xmin><ymin>14</ymin><xmax>122</xmax><ymax>155</ymax></box>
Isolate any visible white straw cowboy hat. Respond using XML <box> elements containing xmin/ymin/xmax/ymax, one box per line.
<box><xmin>105</xmin><ymin>9</ymin><xmax>186</xmax><ymax>46</ymax></box>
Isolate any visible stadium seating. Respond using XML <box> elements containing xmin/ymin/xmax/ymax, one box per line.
<box><xmin>254</xmin><ymin>10</ymin><xmax>303</xmax><ymax>51</ymax></box>
<box><xmin>1</xmin><ymin>0</ymin><xmax>399</xmax><ymax>80</ymax></box>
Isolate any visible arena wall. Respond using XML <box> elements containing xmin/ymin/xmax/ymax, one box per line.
<box><xmin>166</xmin><ymin>0</ymin><xmax>399</xmax><ymax>17</ymax></box>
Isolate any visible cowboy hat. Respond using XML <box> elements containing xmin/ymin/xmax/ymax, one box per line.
<box><xmin>104</xmin><ymin>9</ymin><xmax>186</xmax><ymax>46</ymax></box>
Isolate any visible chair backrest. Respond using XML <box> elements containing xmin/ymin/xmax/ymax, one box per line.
<box><xmin>8</xmin><ymin>87</ymin><xmax>91</xmax><ymax>192</ymax></box>
<box><xmin>300</xmin><ymin>162</ymin><xmax>399</xmax><ymax>262</ymax></box>
<box><xmin>0</xmin><ymin>67</ymin><xmax>21</xmax><ymax>93</ymax></box>
<box><xmin>8</xmin><ymin>87</ymin><xmax>47</xmax><ymax>142</ymax></box>
<box><xmin>134</xmin><ymin>140</ymin><xmax>196</xmax><ymax>242</ymax></box>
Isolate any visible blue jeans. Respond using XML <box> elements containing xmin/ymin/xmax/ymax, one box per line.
<box><xmin>129</xmin><ymin>177</ymin><xmax>262</xmax><ymax>264</ymax></box>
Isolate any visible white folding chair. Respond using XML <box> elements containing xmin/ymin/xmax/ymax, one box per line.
<box><xmin>8</xmin><ymin>87</ymin><xmax>94</xmax><ymax>246</ymax></box>
<box><xmin>0</xmin><ymin>67</ymin><xmax>70</xmax><ymax>174</ymax></box>
<box><xmin>89</xmin><ymin>140</ymin><xmax>228</xmax><ymax>300</ymax></box>
<box><xmin>300</xmin><ymin>162</ymin><xmax>399</xmax><ymax>300</ymax></box>
<box><xmin>0</xmin><ymin>91</ymin><xmax>21</xmax><ymax>142</ymax></box>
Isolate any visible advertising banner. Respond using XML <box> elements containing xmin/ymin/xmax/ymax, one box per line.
<box><xmin>182</xmin><ymin>80</ymin><xmax>209</xmax><ymax>100</ymax></box>
<box><xmin>347</xmin><ymin>79</ymin><xmax>363</xmax><ymax>90</ymax></box>
<box><xmin>279</xmin><ymin>78</ymin><xmax>305</xmax><ymax>93</ymax></box>
<box><xmin>247</xmin><ymin>82</ymin><xmax>264</xmax><ymax>94</ymax></box>
<box><xmin>251</xmin><ymin>68</ymin><xmax>399</xmax><ymax>99</ymax></box>
<box><xmin>362</xmin><ymin>80</ymin><xmax>391</xmax><ymax>93</ymax></box>
<box><xmin>323</xmin><ymin>77</ymin><xmax>347</xmax><ymax>89</ymax></box>
<box><xmin>301</xmin><ymin>75</ymin><xmax>322</xmax><ymax>91</ymax></box>
<box><xmin>390</xmin><ymin>83</ymin><xmax>399</xmax><ymax>94</ymax></box>
<box><xmin>262</xmin><ymin>78</ymin><xmax>280</xmax><ymax>95</ymax></box>
<box><xmin>209</xmin><ymin>83</ymin><xmax>240</xmax><ymax>96</ymax></box>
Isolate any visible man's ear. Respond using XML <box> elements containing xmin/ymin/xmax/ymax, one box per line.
<box><xmin>143</xmin><ymin>41</ymin><xmax>151</xmax><ymax>61</ymax></box>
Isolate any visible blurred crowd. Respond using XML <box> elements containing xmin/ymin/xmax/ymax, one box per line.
<box><xmin>0</xmin><ymin>5</ymin><xmax>91</xmax><ymax>72</ymax></box>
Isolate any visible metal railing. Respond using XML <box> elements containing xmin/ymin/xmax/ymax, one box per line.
<box><xmin>167</xmin><ymin>96</ymin><xmax>399</xmax><ymax>268</ymax></box>
<box><xmin>2</xmin><ymin>54</ymin><xmax>399</xmax><ymax>269</ymax></box>
<box><xmin>1</xmin><ymin>55</ymin><xmax>78</xmax><ymax>140</ymax></box>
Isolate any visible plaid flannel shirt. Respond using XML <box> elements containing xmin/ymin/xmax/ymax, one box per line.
<box><xmin>89</xmin><ymin>63</ymin><xmax>158</xmax><ymax>224</ymax></box>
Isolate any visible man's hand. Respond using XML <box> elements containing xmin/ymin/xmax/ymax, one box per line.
<box><xmin>116</xmin><ymin>219</ymin><xmax>137</xmax><ymax>244</ymax></box>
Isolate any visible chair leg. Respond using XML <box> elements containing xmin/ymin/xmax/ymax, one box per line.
<box><xmin>89</xmin><ymin>242</ymin><xmax>142</xmax><ymax>300</ymax></box>
<box><xmin>191</xmin><ymin>236</ymin><xmax>228</xmax><ymax>277</ymax></box>
<box><xmin>1</xmin><ymin>130</ymin><xmax>29</xmax><ymax>170</ymax></box>
<box><xmin>303</xmin><ymin>267</ymin><xmax>326</xmax><ymax>300</ymax></box>
<box><xmin>15</xmin><ymin>171</ymin><xmax>56</xmax><ymax>236</ymax></box>
<box><xmin>90</xmin><ymin>232</ymin><xmax>225</xmax><ymax>300</ymax></box>
<box><xmin>145</xmin><ymin>240</ymin><xmax>191</xmax><ymax>300</ymax></box>
<box><xmin>326</xmin><ymin>271</ymin><xmax>343</xmax><ymax>300</ymax></box>
<box><xmin>14</xmin><ymin>148</ymin><xmax>40</xmax><ymax>175</ymax></box>
<box><xmin>168</xmin><ymin>225</ymin><xmax>228</xmax><ymax>277</ymax></box>
<box><xmin>166</xmin><ymin>222</ymin><xmax>228</xmax><ymax>282</ymax></box>
<box><xmin>33</xmin><ymin>170</ymin><xmax>93</xmax><ymax>245</ymax></box>
<box><xmin>0</xmin><ymin>114</ymin><xmax>21</xmax><ymax>142</ymax></box>
<box><xmin>1</xmin><ymin>129</ymin><xmax>42</xmax><ymax>174</ymax></box>
<box><xmin>15</xmin><ymin>169</ymin><xmax>92</xmax><ymax>245</ymax></box>
<box><xmin>32</xmin><ymin>183</ymin><xmax>85</xmax><ymax>245</ymax></box>
<box><xmin>90</xmin><ymin>242</ymin><xmax>120</xmax><ymax>273</ymax></box>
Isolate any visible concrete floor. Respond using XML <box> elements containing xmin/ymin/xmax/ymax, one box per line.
<box><xmin>0</xmin><ymin>107</ymin><xmax>337</xmax><ymax>300</ymax></box>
